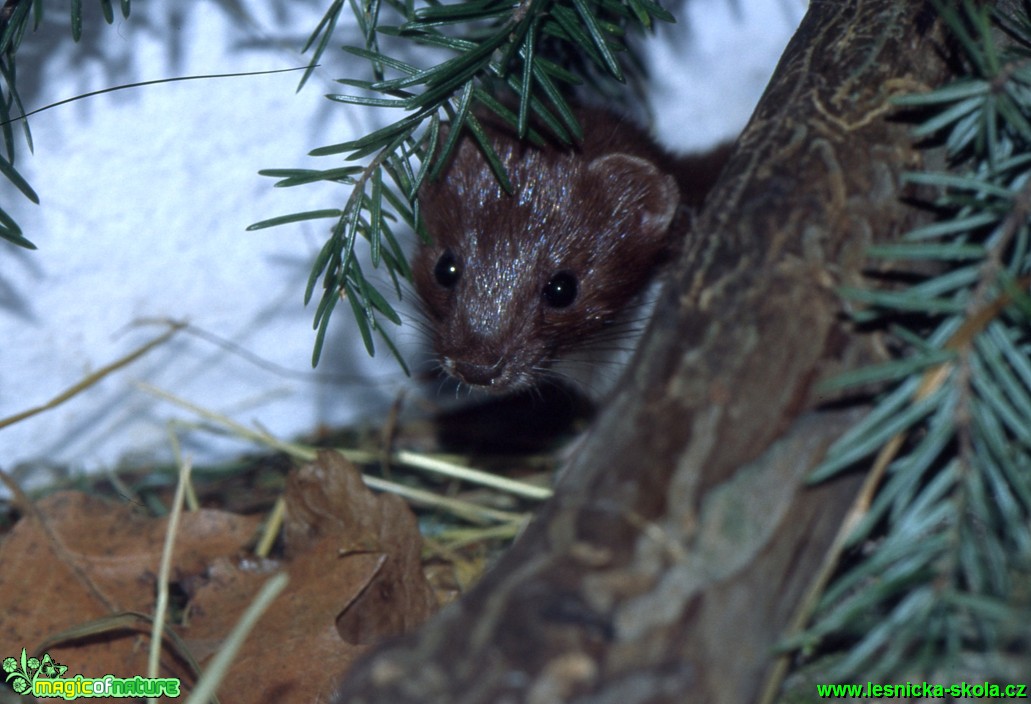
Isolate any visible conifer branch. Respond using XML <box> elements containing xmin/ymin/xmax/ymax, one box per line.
<box><xmin>801</xmin><ymin>0</ymin><xmax>1031</xmax><ymax>681</ymax></box>
<box><xmin>0</xmin><ymin>0</ymin><xmax>132</xmax><ymax>250</ymax></box>
<box><xmin>259</xmin><ymin>0</ymin><xmax>673</xmax><ymax>366</ymax></box>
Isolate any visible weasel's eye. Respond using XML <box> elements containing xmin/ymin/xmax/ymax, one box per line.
<box><xmin>433</xmin><ymin>249</ymin><xmax>461</xmax><ymax>289</ymax></box>
<box><xmin>543</xmin><ymin>270</ymin><xmax>578</xmax><ymax>308</ymax></box>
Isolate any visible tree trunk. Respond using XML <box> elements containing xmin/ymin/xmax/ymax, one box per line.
<box><xmin>331</xmin><ymin>0</ymin><xmax>954</xmax><ymax>701</ymax></box>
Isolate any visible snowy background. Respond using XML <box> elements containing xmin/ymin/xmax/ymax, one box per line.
<box><xmin>0</xmin><ymin>0</ymin><xmax>805</xmax><ymax>486</ymax></box>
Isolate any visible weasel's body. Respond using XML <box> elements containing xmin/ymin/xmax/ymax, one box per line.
<box><xmin>414</xmin><ymin>108</ymin><xmax>728</xmax><ymax>394</ymax></box>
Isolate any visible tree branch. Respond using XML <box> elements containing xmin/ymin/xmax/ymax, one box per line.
<box><xmin>329</xmin><ymin>0</ymin><xmax>955</xmax><ymax>701</ymax></box>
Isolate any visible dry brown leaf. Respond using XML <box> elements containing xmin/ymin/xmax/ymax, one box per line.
<box><xmin>0</xmin><ymin>452</ymin><xmax>437</xmax><ymax>703</ymax></box>
<box><xmin>179</xmin><ymin>451</ymin><xmax>437</xmax><ymax>701</ymax></box>
<box><xmin>181</xmin><ymin>538</ymin><xmax>388</xmax><ymax>701</ymax></box>
<box><xmin>283</xmin><ymin>451</ymin><xmax>439</xmax><ymax>642</ymax></box>
<box><xmin>0</xmin><ymin>491</ymin><xmax>261</xmax><ymax>688</ymax></box>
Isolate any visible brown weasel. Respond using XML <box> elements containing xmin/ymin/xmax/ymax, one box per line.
<box><xmin>413</xmin><ymin>108</ymin><xmax>731</xmax><ymax>395</ymax></box>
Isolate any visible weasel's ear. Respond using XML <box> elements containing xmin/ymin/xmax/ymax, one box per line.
<box><xmin>587</xmin><ymin>153</ymin><xmax>679</xmax><ymax>235</ymax></box>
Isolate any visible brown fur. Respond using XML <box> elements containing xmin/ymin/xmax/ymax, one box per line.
<box><xmin>413</xmin><ymin>109</ymin><xmax>727</xmax><ymax>393</ymax></box>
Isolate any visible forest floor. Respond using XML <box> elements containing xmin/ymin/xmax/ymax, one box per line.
<box><xmin>0</xmin><ymin>387</ymin><xmax>587</xmax><ymax>702</ymax></box>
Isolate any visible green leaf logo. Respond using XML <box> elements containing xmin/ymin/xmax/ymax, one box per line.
<box><xmin>3</xmin><ymin>649</ymin><xmax>66</xmax><ymax>696</ymax></box>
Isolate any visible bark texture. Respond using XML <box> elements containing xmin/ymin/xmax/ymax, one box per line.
<box><xmin>331</xmin><ymin>1</ymin><xmax>954</xmax><ymax>701</ymax></box>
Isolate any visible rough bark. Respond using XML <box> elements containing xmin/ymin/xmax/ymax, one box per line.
<box><xmin>331</xmin><ymin>0</ymin><xmax>954</xmax><ymax>702</ymax></box>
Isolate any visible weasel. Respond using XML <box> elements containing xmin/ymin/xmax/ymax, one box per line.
<box><xmin>413</xmin><ymin>107</ymin><xmax>731</xmax><ymax>396</ymax></box>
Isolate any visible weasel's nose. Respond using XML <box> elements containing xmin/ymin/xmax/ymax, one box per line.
<box><xmin>449</xmin><ymin>357</ymin><xmax>505</xmax><ymax>386</ymax></box>
<box><xmin>442</xmin><ymin>355</ymin><xmax>519</xmax><ymax>391</ymax></box>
